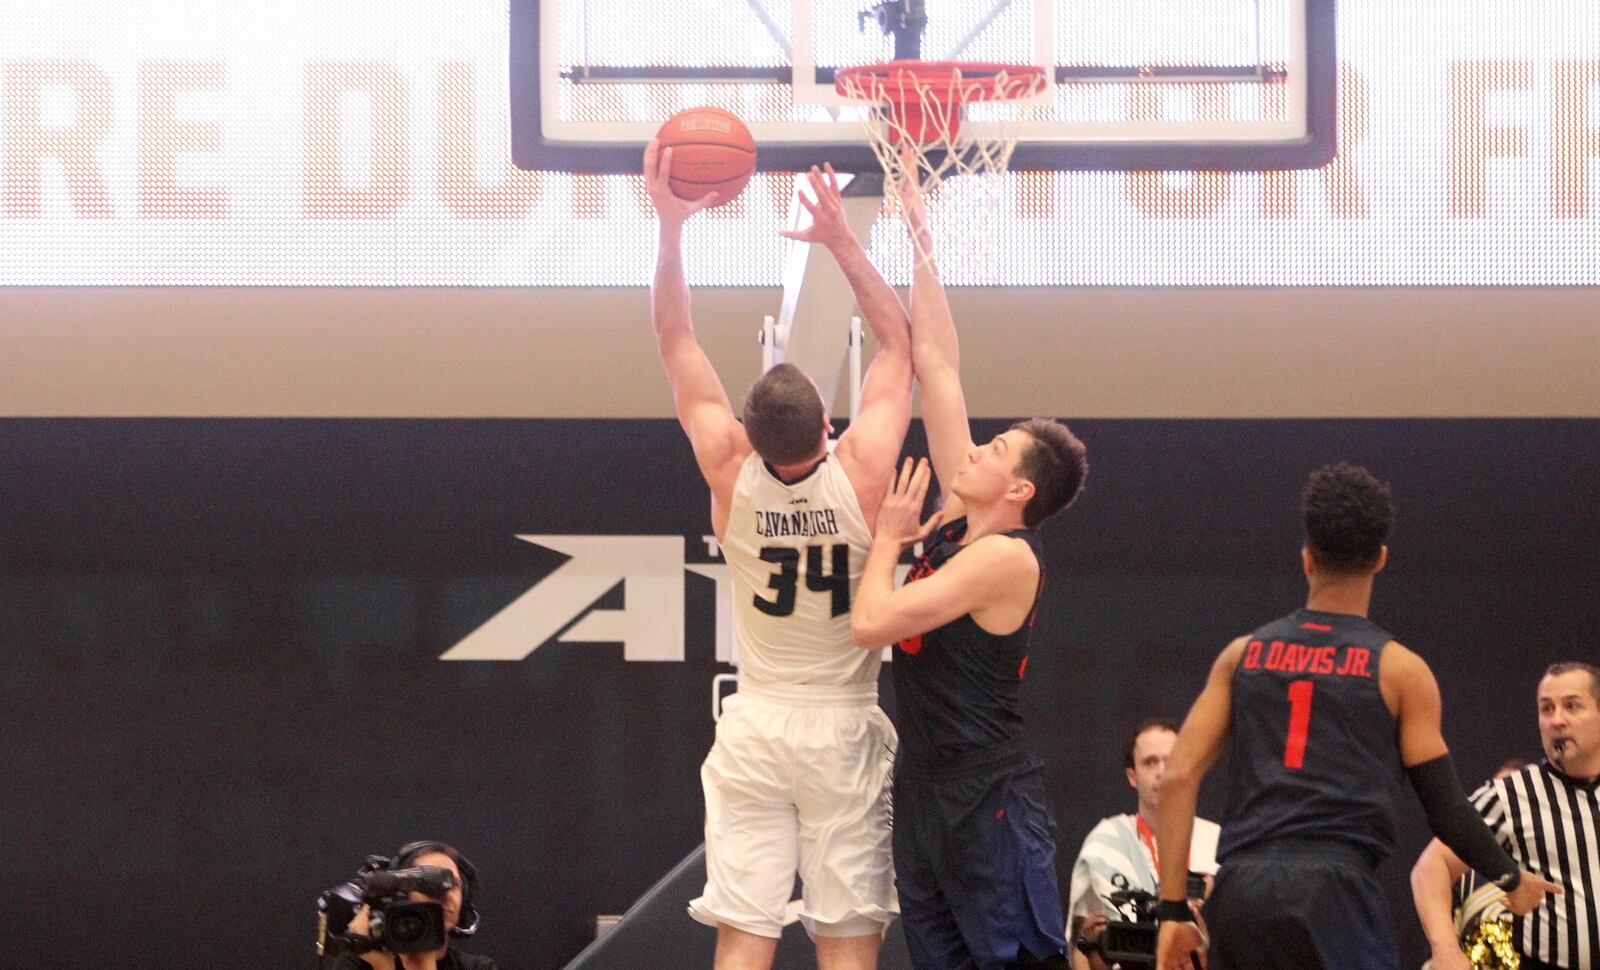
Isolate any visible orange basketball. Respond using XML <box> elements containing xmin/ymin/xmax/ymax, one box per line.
<box><xmin>656</xmin><ymin>106</ymin><xmax>756</xmax><ymax>205</ymax></box>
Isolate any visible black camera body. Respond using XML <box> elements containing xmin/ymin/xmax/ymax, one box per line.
<box><xmin>319</xmin><ymin>856</ymin><xmax>457</xmax><ymax>957</ymax></box>
<box><xmin>1079</xmin><ymin>873</ymin><xmax>1208</xmax><ymax>969</ymax></box>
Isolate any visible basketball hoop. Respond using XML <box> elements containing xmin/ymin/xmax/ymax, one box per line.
<box><xmin>836</xmin><ymin>60</ymin><xmax>1048</xmax><ymax>269</ymax></box>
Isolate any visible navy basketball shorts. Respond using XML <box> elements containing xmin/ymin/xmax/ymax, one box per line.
<box><xmin>893</xmin><ymin>746</ymin><xmax>1068</xmax><ymax>970</ymax></box>
<box><xmin>1203</xmin><ymin>840</ymin><xmax>1398</xmax><ymax>970</ymax></box>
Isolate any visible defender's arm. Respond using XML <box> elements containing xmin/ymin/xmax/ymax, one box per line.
<box><xmin>899</xmin><ymin>167</ymin><xmax>973</xmax><ymax>518</ymax></box>
<box><xmin>852</xmin><ymin>530</ymin><xmax>1034</xmax><ymax>647</ymax></box>
<box><xmin>851</xmin><ymin>457</ymin><xmax>1030</xmax><ymax>648</ymax></box>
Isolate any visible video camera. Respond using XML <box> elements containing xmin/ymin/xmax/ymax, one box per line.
<box><xmin>1077</xmin><ymin>873</ymin><xmax>1207</xmax><ymax>969</ymax></box>
<box><xmin>318</xmin><ymin>855</ymin><xmax>457</xmax><ymax>958</ymax></box>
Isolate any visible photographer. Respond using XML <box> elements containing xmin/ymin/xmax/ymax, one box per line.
<box><xmin>321</xmin><ymin>841</ymin><xmax>498</xmax><ymax>970</ymax></box>
<box><xmin>1067</xmin><ymin>720</ymin><xmax>1219</xmax><ymax>970</ymax></box>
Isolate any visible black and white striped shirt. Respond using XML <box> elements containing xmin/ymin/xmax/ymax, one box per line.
<box><xmin>1472</xmin><ymin>762</ymin><xmax>1600</xmax><ymax>969</ymax></box>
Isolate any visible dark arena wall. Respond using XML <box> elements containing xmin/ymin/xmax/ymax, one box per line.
<box><xmin>5</xmin><ymin>417</ymin><xmax>1595</xmax><ymax>968</ymax></box>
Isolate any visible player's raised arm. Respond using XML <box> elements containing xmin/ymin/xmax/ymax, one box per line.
<box><xmin>781</xmin><ymin>164</ymin><xmax>913</xmax><ymax>524</ymax></box>
<box><xmin>644</xmin><ymin>140</ymin><xmax>750</xmax><ymax>525</ymax></box>
<box><xmin>898</xmin><ymin>162</ymin><xmax>974</xmax><ymax>516</ymax></box>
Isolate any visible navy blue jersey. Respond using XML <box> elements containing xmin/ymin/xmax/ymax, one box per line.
<box><xmin>891</xmin><ymin>518</ymin><xmax>1045</xmax><ymax>767</ymax></box>
<box><xmin>1217</xmin><ymin>608</ymin><xmax>1405</xmax><ymax>865</ymax></box>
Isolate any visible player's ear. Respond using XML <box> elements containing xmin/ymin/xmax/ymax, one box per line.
<box><xmin>1008</xmin><ymin>477</ymin><xmax>1035</xmax><ymax>507</ymax></box>
<box><xmin>1300</xmin><ymin>546</ymin><xmax>1316</xmax><ymax>578</ymax></box>
<box><xmin>1126</xmin><ymin>767</ymin><xmax>1139</xmax><ymax>790</ymax></box>
<box><xmin>1372</xmin><ymin>545</ymin><xmax>1389</xmax><ymax>574</ymax></box>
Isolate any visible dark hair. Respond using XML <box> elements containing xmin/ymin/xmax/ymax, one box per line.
<box><xmin>1301</xmin><ymin>463</ymin><xmax>1393</xmax><ymax>573</ymax></box>
<box><xmin>1009</xmin><ymin>418</ymin><xmax>1088</xmax><ymax>529</ymax></box>
<box><xmin>742</xmin><ymin>363</ymin><xmax>826</xmax><ymax>466</ymax></box>
<box><xmin>1122</xmin><ymin>717</ymin><xmax>1180</xmax><ymax>769</ymax></box>
<box><xmin>394</xmin><ymin>840</ymin><xmax>481</xmax><ymax>937</ymax></box>
<box><xmin>1544</xmin><ymin>661</ymin><xmax>1600</xmax><ymax>704</ymax></box>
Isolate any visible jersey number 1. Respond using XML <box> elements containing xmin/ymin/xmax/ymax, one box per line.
<box><xmin>754</xmin><ymin>544</ymin><xmax>851</xmax><ymax>618</ymax></box>
<box><xmin>1283</xmin><ymin>680</ymin><xmax>1315</xmax><ymax>769</ymax></box>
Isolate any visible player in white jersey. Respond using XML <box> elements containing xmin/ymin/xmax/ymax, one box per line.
<box><xmin>645</xmin><ymin>146</ymin><xmax>914</xmax><ymax>970</ymax></box>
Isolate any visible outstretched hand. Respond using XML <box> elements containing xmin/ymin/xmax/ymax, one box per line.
<box><xmin>1504</xmin><ymin>869</ymin><xmax>1563</xmax><ymax>915</ymax></box>
<box><xmin>1155</xmin><ymin>917</ymin><xmax>1208</xmax><ymax>970</ymax></box>
<box><xmin>875</xmin><ymin>457</ymin><xmax>943</xmax><ymax>549</ymax></box>
<box><xmin>644</xmin><ymin>139</ymin><xmax>721</xmax><ymax>225</ymax></box>
<box><xmin>779</xmin><ymin>164</ymin><xmax>854</xmax><ymax>250</ymax></box>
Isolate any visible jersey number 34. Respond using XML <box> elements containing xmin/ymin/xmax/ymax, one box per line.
<box><xmin>754</xmin><ymin>544</ymin><xmax>851</xmax><ymax>618</ymax></box>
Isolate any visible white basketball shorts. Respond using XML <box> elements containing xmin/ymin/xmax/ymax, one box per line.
<box><xmin>688</xmin><ymin>680</ymin><xmax>898</xmax><ymax>939</ymax></box>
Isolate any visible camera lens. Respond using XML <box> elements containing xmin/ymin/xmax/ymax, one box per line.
<box><xmin>389</xmin><ymin>911</ymin><xmax>426</xmax><ymax>944</ymax></box>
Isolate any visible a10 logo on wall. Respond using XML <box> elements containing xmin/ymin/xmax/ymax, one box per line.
<box><xmin>440</xmin><ymin>535</ymin><xmax>903</xmax><ymax>665</ymax></box>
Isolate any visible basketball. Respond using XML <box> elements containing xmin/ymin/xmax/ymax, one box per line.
<box><xmin>655</xmin><ymin>106</ymin><xmax>756</xmax><ymax>205</ymax></box>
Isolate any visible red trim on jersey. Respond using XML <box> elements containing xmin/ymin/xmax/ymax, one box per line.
<box><xmin>1299</xmin><ymin>622</ymin><xmax>1333</xmax><ymax>632</ymax></box>
<box><xmin>1018</xmin><ymin>655</ymin><xmax>1029</xmax><ymax>679</ymax></box>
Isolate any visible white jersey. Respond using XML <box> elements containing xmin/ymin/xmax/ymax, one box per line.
<box><xmin>1068</xmin><ymin>813</ymin><xmax>1222</xmax><ymax>923</ymax></box>
<box><xmin>723</xmin><ymin>450</ymin><xmax>879</xmax><ymax>687</ymax></box>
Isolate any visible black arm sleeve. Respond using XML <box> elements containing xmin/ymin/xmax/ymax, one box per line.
<box><xmin>1406</xmin><ymin>753</ymin><xmax>1520</xmax><ymax>891</ymax></box>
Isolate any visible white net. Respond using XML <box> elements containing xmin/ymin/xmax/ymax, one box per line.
<box><xmin>835</xmin><ymin>62</ymin><xmax>1047</xmax><ymax>273</ymax></box>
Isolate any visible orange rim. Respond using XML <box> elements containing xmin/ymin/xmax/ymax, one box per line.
<box><xmin>834</xmin><ymin>60</ymin><xmax>1047</xmax><ymax>143</ymax></box>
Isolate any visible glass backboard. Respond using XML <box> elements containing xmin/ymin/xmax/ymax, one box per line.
<box><xmin>511</xmin><ymin>0</ymin><xmax>1336</xmax><ymax>172</ymax></box>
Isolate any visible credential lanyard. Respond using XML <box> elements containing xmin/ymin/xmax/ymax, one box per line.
<box><xmin>1136</xmin><ymin>814</ymin><xmax>1160</xmax><ymax>875</ymax></box>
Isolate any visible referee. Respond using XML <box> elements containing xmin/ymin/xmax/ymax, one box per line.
<box><xmin>1412</xmin><ymin>661</ymin><xmax>1599</xmax><ymax>970</ymax></box>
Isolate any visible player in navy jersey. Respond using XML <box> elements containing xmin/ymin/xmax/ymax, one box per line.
<box><xmin>1152</xmin><ymin>464</ymin><xmax>1560</xmax><ymax>970</ymax></box>
<box><xmin>849</xmin><ymin>167</ymin><xmax>1088</xmax><ymax>969</ymax></box>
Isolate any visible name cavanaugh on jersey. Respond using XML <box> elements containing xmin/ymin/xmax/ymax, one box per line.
<box><xmin>754</xmin><ymin>507</ymin><xmax>844</xmax><ymax>538</ymax></box>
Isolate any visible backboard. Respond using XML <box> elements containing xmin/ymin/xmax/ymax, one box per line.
<box><xmin>510</xmin><ymin>0</ymin><xmax>1337</xmax><ymax>173</ymax></box>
